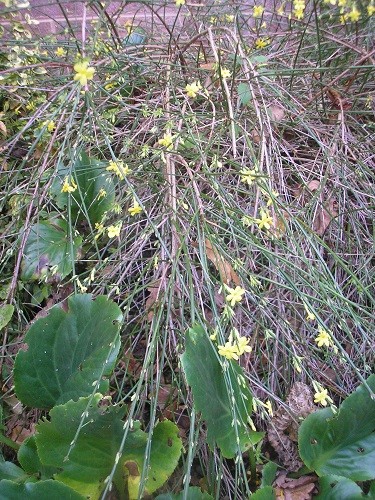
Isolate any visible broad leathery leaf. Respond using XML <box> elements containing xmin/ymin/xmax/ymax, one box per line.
<box><xmin>50</xmin><ymin>151</ymin><xmax>115</xmax><ymax>226</ymax></box>
<box><xmin>14</xmin><ymin>294</ymin><xmax>122</xmax><ymax>408</ymax></box>
<box><xmin>124</xmin><ymin>419</ymin><xmax>183</xmax><ymax>499</ymax></box>
<box><xmin>18</xmin><ymin>436</ymin><xmax>59</xmax><ymax>479</ymax></box>
<box><xmin>0</xmin><ymin>479</ymin><xmax>85</xmax><ymax>499</ymax></box>
<box><xmin>156</xmin><ymin>486</ymin><xmax>214</xmax><ymax>499</ymax></box>
<box><xmin>298</xmin><ymin>374</ymin><xmax>375</xmax><ymax>481</ymax></box>
<box><xmin>0</xmin><ymin>462</ymin><xmax>29</xmax><ymax>482</ymax></box>
<box><xmin>36</xmin><ymin>395</ymin><xmax>182</xmax><ymax>499</ymax></box>
<box><xmin>21</xmin><ymin>219</ymin><xmax>82</xmax><ymax>281</ymax></box>
<box><xmin>315</xmin><ymin>475</ymin><xmax>365</xmax><ymax>499</ymax></box>
<box><xmin>181</xmin><ymin>324</ymin><xmax>263</xmax><ymax>458</ymax></box>
<box><xmin>0</xmin><ymin>304</ymin><xmax>14</xmax><ymax>330</ymax></box>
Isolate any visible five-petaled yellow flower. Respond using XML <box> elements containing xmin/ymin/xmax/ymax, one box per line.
<box><xmin>185</xmin><ymin>81</ymin><xmax>202</xmax><ymax>98</ymax></box>
<box><xmin>255</xmin><ymin>37</ymin><xmax>270</xmax><ymax>49</ymax></box>
<box><xmin>128</xmin><ymin>200</ymin><xmax>142</xmax><ymax>216</ymax></box>
<box><xmin>158</xmin><ymin>133</ymin><xmax>173</xmax><ymax>150</ymax></box>
<box><xmin>236</xmin><ymin>336</ymin><xmax>252</xmax><ymax>356</ymax></box>
<box><xmin>55</xmin><ymin>47</ymin><xmax>66</xmax><ymax>57</ymax></box>
<box><xmin>253</xmin><ymin>5</ymin><xmax>264</xmax><ymax>17</ymax></box>
<box><xmin>107</xmin><ymin>222</ymin><xmax>122</xmax><ymax>238</ymax></box>
<box><xmin>315</xmin><ymin>328</ymin><xmax>332</xmax><ymax>347</ymax></box>
<box><xmin>61</xmin><ymin>177</ymin><xmax>77</xmax><ymax>193</ymax></box>
<box><xmin>255</xmin><ymin>209</ymin><xmax>273</xmax><ymax>230</ymax></box>
<box><xmin>73</xmin><ymin>61</ymin><xmax>95</xmax><ymax>86</ymax></box>
<box><xmin>225</xmin><ymin>285</ymin><xmax>246</xmax><ymax>307</ymax></box>
<box><xmin>218</xmin><ymin>341</ymin><xmax>239</xmax><ymax>361</ymax></box>
<box><xmin>218</xmin><ymin>67</ymin><xmax>231</xmax><ymax>79</ymax></box>
<box><xmin>314</xmin><ymin>388</ymin><xmax>333</xmax><ymax>407</ymax></box>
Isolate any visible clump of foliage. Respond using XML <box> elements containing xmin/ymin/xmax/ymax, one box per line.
<box><xmin>0</xmin><ymin>0</ymin><xmax>374</xmax><ymax>497</ymax></box>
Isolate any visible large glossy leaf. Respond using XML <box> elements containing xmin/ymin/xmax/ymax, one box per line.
<box><xmin>21</xmin><ymin>219</ymin><xmax>82</xmax><ymax>281</ymax></box>
<box><xmin>0</xmin><ymin>461</ymin><xmax>29</xmax><ymax>482</ymax></box>
<box><xmin>14</xmin><ymin>294</ymin><xmax>122</xmax><ymax>408</ymax></box>
<box><xmin>51</xmin><ymin>151</ymin><xmax>115</xmax><ymax>226</ymax></box>
<box><xmin>124</xmin><ymin>419</ymin><xmax>183</xmax><ymax>499</ymax></box>
<box><xmin>0</xmin><ymin>479</ymin><xmax>85</xmax><ymax>499</ymax></box>
<box><xmin>181</xmin><ymin>324</ymin><xmax>263</xmax><ymax>458</ymax></box>
<box><xmin>298</xmin><ymin>375</ymin><xmax>375</xmax><ymax>481</ymax></box>
<box><xmin>36</xmin><ymin>395</ymin><xmax>182</xmax><ymax>499</ymax></box>
<box><xmin>315</xmin><ymin>475</ymin><xmax>365</xmax><ymax>499</ymax></box>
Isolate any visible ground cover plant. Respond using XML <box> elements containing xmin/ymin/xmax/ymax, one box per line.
<box><xmin>0</xmin><ymin>0</ymin><xmax>374</xmax><ymax>498</ymax></box>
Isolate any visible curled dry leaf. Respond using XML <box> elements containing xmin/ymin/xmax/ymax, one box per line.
<box><xmin>0</xmin><ymin>120</ymin><xmax>7</xmax><ymax>137</ymax></box>
<box><xmin>193</xmin><ymin>239</ymin><xmax>240</xmax><ymax>285</ymax></box>
<box><xmin>268</xmin><ymin>104</ymin><xmax>285</xmax><ymax>123</ymax></box>
<box><xmin>313</xmin><ymin>197</ymin><xmax>338</xmax><ymax>236</ymax></box>
<box><xmin>145</xmin><ymin>278</ymin><xmax>163</xmax><ymax>322</ymax></box>
<box><xmin>274</xmin><ymin>471</ymin><xmax>318</xmax><ymax>500</ymax></box>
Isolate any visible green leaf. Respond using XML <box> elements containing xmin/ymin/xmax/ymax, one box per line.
<box><xmin>124</xmin><ymin>419</ymin><xmax>183</xmax><ymax>498</ymax></box>
<box><xmin>0</xmin><ymin>479</ymin><xmax>85</xmax><ymax>499</ymax></box>
<box><xmin>261</xmin><ymin>462</ymin><xmax>278</xmax><ymax>487</ymax></box>
<box><xmin>0</xmin><ymin>304</ymin><xmax>14</xmax><ymax>330</ymax></box>
<box><xmin>237</xmin><ymin>83</ymin><xmax>252</xmax><ymax>106</ymax></box>
<box><xmin>21</xmin><ymin>219</ymin><xmax>82</xmax><ymax>281</ymax></box>
<box><xmin>155</xmin><ymin>486</ymin><xmax>214</xmax><ymax>499</ymax></box>
<box><xmin>51</xmin><ymin>151</ymin><xmax>115</xmax><ymax>226</ymax></box>
<box><xmin>14</xmin><ymin>294</ymin><xmax>122</xmax><ymax>408</ymax></box>
<box><xmin>18</xmin><ymin>436</ymin><xmax>59</xmax><ymax>479</ymax></box>
<box><xmin>315</xmin><ymin>475</ymin><xmax>364</xmax><ymax>499</ymax></box>
<box><xmin>36</xmin><ymin>395</ymin><xmax>182</xmax><ymax>499</ymax></box>
<box><xmin>181</xmin><ymin>324</ymin><xmax>263</xmax><ymax>458</ymax></box>
<box><xmin>0</xmin><ymin>461</ymin><xmax>29</xmax><ymax>482</ymax></box>
<box><xmin>298</xmin><ymin>375</ymin><xmax>375</xmax><ymax>481</ymax></box>
<box><xmin>250</xmin><ymin>486</ymin><xmax>275</xmax><ymax>499</ymax></box>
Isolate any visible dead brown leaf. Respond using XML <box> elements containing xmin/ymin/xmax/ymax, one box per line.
<box><xmin>193</xmin><ymin>239</ymin><xmax>240</xmax><ymax>285</ymax></box>
<box><xmin>313</xmin><ymin>198</ymin><xmax>338</xmax><ymax>236</ymax></box>
<box><xmin>268</xmin><ymin>104</ymin><xmax>285</xmax><ymax>123</ymax></box>
<box><xmin>0</xmin><ymin>121</ymin><xmax>7</xmax><ymax>137</ymax></box>
<box><xmin>274</xmin><ymin>471</ymin><xmax>318</xmax><ymax>500</ymax></box>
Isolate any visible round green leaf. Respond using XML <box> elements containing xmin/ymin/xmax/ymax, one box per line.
<box><xmin>14</xmin><ymin>294</ymin><xmax>122</xmax><ymax>408</ymax></box>
<box><xmin>181</xmin><ymin>324</ymin><xmax>263</xmax><ymax>459</ymax></box>
<box><xmin>21</xmin><ymin>219</ymin><xmax>82</xmax><ymax>281</ymax></box>
<box><xmin>36</xmin><ymin>395</ymin><xmax>182</xmax><ymax>499</ymax></box>
<box><xmin>238</xmin><ymin>83</ymin><xmax>252</xmax><ymax>106</ymax></box>
<box><xmin>0</xmin><ymin>479</ymin><xmax>85</xmax><ymax>499</ymax></box>
<box><xmin>298</xmin><ymin>375</ymin><xmax>375</xmax><ymax>481</ymax></box>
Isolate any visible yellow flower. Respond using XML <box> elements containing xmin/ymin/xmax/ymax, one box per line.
<box><xmin>304</xmin><ymin>304</ymin><xmax>316</xmax><ymax>321</ymax></box>
<box><xmin>55</xmin><ymin>47</ymin><xmax>66</xmax><ymax>57</ymax></box>
<box><xmin>218</xmin><ymin>67</ymin><xmax>231</xmax><ymax>79</ymax></box>
<box><xmin>368</xmin><ymin>3</ymin><xmax>375</xmax><ymax>15</ymax></box>
<box><xmin>225</xmin><ymin>285</ymin><xmax>246</xmax><ymax>307</ymax></box>
<box><xmin>254</xmin><ymin>37</ymin><xmax>270</xmax><ymax>49</ymax></box>
<box><xmin>46</xmin><ymin>120</ymin><xmax>55</xmax><ymax>132</ymax></box>
<box><xmin>158</xmin><ymin>133</ymin><xmax>173</xmax><ymax>150</ymax></box>
<box><xmin>240</xmin><ymin>167</ymin><xmax>258</xmax><ymax>185</ymax></box>
<box><xmin>106</xmin><ymin>160</ymin><xmax>131</xmax><ymax>180</ymax></box>
<box><xmin>175</xmin><ymin>0</ymin><xmax>185</xmax><ymax>5</ymax></box>
<box><xmin>185</xmin><ymin>81</ymin><xmax>202</xmax><ymax>98</ymax></box>
<box><xmin>253</xmin><ymin>5</ymin><xmax>264</xmax><ymax>17</ymax></box>
<box><xmin>61</xmin><ymin>177</ymin><xmax>77</xmax><ymax>193</ymax></box>
<box><xmin>73</xmin><ymin>61</ymin><xmax>95</xmax><ymax>86</ymax></box>
<box><xmin>255</xmin><ymin>209</ymin><xmax>273</xmax><ymax>230</ymax></box>
<box><xmin>107</xmin><ymin>222</ymin><xmax>122</xmax><ymax>238</ymax></box>
<box><xmin>277</xmin><ymin>3</ymin><xmax>285</xmax><ymax>15</ymax></box>
<box><xmin>218</xmin><ymin>341</ymin><xmax>239</xmax><ymax>361</ymax></box>
<box><xmin>235</xmin><ymin>336</ymin><xmax>252</xmax><ymax>356</ymax></box>
<box><xmin>347</xmin><ymin>5</ymin><xmax>360</xmax><ymax>21</ymax></box>
<box><xmin>314</xmin><ymin>388</ymin><xmax>333</xmax><ymax>406</ymax></box>
<box><xmin>128</xmin><ymin>200</ymin><xmax>142</xmax><ymax>216</ymax></box>
<box><xmin>263</xmin><ymin>400</ymin><xmax>273</xmax><ymax>417</ymax></box>
<box><xmin>315</xmin><ymin>328</ymin><xmax>332</xmax><ymax>348</ymax></box>
<box><xmin>97</xmin><ymin>188</ymin><xmax>107</xmax><ymax>199</ymax></box>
